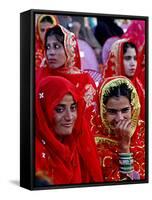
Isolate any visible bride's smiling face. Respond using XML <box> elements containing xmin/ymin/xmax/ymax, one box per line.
<box><xmin>52</xmin><ymin>94</ymin><xmax>77</xmax><ymax>136</ymax></box>
<box><xmin>105</xmin><ymin>96</ymin><xmax>132</xmax><ymax>130</ymax></box>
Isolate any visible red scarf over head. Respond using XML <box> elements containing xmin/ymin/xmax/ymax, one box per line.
<box><xmin>95</xmin><ymin>76</ymin><xmax>145</xmax><ymax>181</ymax></box>
<box><xmin>39</xmin><ymin>24</ymin><xmax>81</xmax><ymax>71</ymax></box>
<box><xmin>36</xmin><ymin>76</ymin><xmax>103</xmax><ymax>185</ymax></box>
<box><xmin>122</xmin><ymin>20</ymin><xmax>145</xmax><ymax>53</ymax></box>
<box><xmin>35</xmin><ymin>15</ymin><xmax>58</xmax><ymax>69</ymax></box>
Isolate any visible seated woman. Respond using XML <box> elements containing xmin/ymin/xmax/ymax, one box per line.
<box><xmin>95</xmin><ymin>76</ymin><xmax>145</xmax><ymax>182</ymax></box>
<box><xmin>36</xmin><ymin>24</ymin><xmax>99</xmax><ymax>134</ymax></box>
<box><xmin>103</xmin><ymin>38</ymin><xmax>145</xmax><ymax>120</ymax></box>
<box><xmin>35</xmin><ymin>76</ymin><xmax>103</xmax><ymax>186</ymax></box>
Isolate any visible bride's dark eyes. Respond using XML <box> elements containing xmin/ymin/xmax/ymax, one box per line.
<box><xmin>106</xmin><ymin>108</ymin><xmax>117</xmax><ymax>114</ymax></box>
<box><xmin>46</xmin><ymin>43</ymin><xmax>62</xmax><ymax>50</ymax></box>
<box><xmin>55</xmin><ymin>103</ymin><xmax>77</xmax><ymax>114</ymax></box>
<box><xmin>70</xmin><ymin>103</ymin><xmax>77</xmax><ymax>112</ymax></box>
<box><xmin>55</xmin><ymin>105</ymin><xmax>65</xmax><ymax>113</ymax></box>
<box><xmin>124</xmin><ymin>56</ymin><xmax>137</xmax><ymax>61</ymax></box>
<box><xmin>106</xmin><ymin>107</ymin><xmax>131</xmax><ymax>115</ymax></box>
<box><xmin>54</xmin><ymin>44</ymin><xmax>61</xmax><ymax>49</ymax></box>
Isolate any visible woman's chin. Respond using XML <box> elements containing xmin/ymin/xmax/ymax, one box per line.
<box><xmin>58</xmin><ymin>128</ymin><xmax>73</xmax><ymax>136</ymax></box>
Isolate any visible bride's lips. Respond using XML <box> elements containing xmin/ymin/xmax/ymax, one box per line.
<box><xmin>129</xmin><ymin>69</ymin><xmax>136</xmax><ymax>73</ymax></box>
<box><xmin>48</xmin><ymin>59</ymin><xmax>57</xmax><ymax>63</ymax></box>
<box><xmin>62</xmin><ymin>123</ymin><xmax>73</xmax><ymax>128</ymax></box>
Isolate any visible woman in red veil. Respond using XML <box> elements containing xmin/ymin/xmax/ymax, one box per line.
<box><xmin>35</xmin><ymin>76</ymin><xmax>103</xmax><ymax>186</ymax></box>
<box><xmin>103</xmin><ymin>38</ymin><xmax>145</xmax><ymax>120</ymax></box>
<box><xmin>95</xmin><ymin>76</ymin><xmax>145</xmax><ymax>182</ymax></box>
<box><xmin>36</xmin><ymin>24</ymin><xmax>98</xmax><ymax>134</ymax></box>
<box><xmin>121</xmin><ymin>19</ymin><xmax>146</xmax><ymax>88</ymax></box>
<box><xmin>35</xmin><ymin>14</ymin><xmax>58</xmax><ymax>69</ymax></box>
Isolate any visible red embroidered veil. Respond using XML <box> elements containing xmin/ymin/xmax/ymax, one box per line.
<box><xmin>35</xmin><ymin>76</ymin><xmax>103</xmax><ymax>185</ymax></box>
<box><xmin>95</xmin><ymin>76</ymin><xmax>145</xmax><ymax>181</ymax></box>
<box><xmin>121</xmin><ymin>19</ymin><xmax>146</xmax><ymax>89</ymax></box>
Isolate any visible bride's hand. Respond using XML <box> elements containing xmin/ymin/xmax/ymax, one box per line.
<box><xmin>115</xmin><ymin>119</ymin><xmax>131</xmax><ymax>153</ymax></box>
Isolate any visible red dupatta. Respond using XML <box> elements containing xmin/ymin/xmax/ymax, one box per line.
<box><xmin>36</xmin><ymin>24</ymin><xmax>82</xmax><ymax>86</ymax></box>
<box><xmin>36</xmin><ymin>76</ymin><xmax>103</xmax><ymax>185</ymax></box>
<box><xmin>38</xmin><ymin>24</ymin><xmax>81</xmax><ymax>71</ymax></box>
<box><xmin>138</xmin><ymin>44</ymin><xmax>145</xmax><ymax>87</ymax></box>
<box><xmin>103</xmin><ymin>38</ymin><xmax>145</xmax><ymax>120</ymax></box>
<box><xmin>103</xmin><ymin>38</ymin><xmax>140</xmax><ymax>78</ymax></box>
<box><xmin>95</xmin><ymin>76</ymin><xmax>145</xmax><ymax>181</ymax></box>
<box><xmin>122</xmin><ymin>20</ymin><xmax>145</xmax><ymax>53</ymax></box>
<box><xmin>35</xmin><ymin>15</ymin><xmax>58</xmax><ymax>69</ymax></box>
<box><xmin>121</xmin><ymin>20</ymin><xmax>145</xmax><ymax>87</ymax></box>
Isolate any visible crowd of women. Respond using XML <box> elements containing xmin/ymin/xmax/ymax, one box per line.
<box><xmin>35</xmin><ymin>14</ymin><xmax>146</xmax><ymax>186</ymax></box>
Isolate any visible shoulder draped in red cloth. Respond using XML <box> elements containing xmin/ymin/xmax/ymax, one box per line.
<box><xmin>36</xmin><ymin>76</ymin><xmax>103</xmax><ymax>185</ymax></box>
<box><xmin>94</xmin><ymin>76</ymin><xmax>145</xmax><ymax>181</ymax></box>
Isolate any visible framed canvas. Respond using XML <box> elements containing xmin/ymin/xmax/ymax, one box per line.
<box><xmin>20</xmin><ymin>9</ymin><xmax>148</xmax><ymax>190</ymax></box>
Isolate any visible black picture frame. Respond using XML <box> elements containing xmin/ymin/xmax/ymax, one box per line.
<box><xmin>20</xmin><ymin>9</ymin><xmax>149</xmax><ymax>190</ymax></box>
